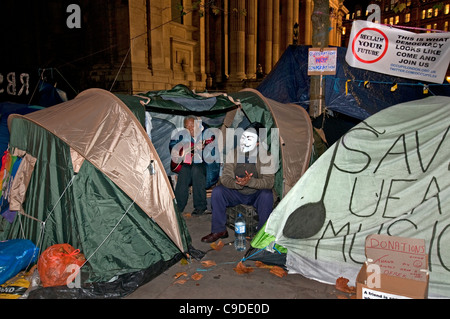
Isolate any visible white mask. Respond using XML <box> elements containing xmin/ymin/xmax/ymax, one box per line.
<box><xmin>239</xmin><ymin>130</ymin><xmax>258</xmax><ymax>153</ymax></box>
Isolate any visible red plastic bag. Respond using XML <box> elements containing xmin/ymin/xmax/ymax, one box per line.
<box><xmin>37</xmin><ymin>244</ymin><xmax>86</xmax><ymax>287</ymax></box>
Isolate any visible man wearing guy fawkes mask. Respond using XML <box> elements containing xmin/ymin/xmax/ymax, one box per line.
<box><xmin>201</xmin><ymin>122</ymin><xmax>275</xmax><ymax>243</ymax></box>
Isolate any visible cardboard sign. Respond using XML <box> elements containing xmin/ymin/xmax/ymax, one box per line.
<box><xmin>356</xmin><ymin>234</ymin><xmax>429</xmax><ymax>299</ymax></box>
<box><xmin>365</xmin><ymin>234</ymin><xmax>428</xmax><ymax>282</ymax></box>
<box><xmin>345</xmin><ymin>20</ymin><xmax>450</xmax><ymax>83</ymax></box>
<box><xmin>308</xmin><ymin>48</ymin><xmax>337</xmax><ymax>75</ymax></box>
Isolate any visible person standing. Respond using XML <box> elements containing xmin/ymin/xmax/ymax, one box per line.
<box><xmin>170</xmin><ymin>115</ymin><xmax>210</xmax><ymax>215</ymax></box>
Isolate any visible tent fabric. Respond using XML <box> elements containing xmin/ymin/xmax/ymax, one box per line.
<box><xmin>259</xmin><ymin>96</ymin><xmax>450</xmax><ymax>298</ymax></box>
<box><xmin>122</xmin><ymin>86</ymin><xmax>313</xmax><ymax>199</ymax></box>
<box><xmin>7</xmin><ymin>88</ymin><xmax>185</xmax><ymax>253</ymax></box>
<box><xmin>257</xmin><ymin>45</ymin><xmax>450</xmax><ymax>120</ymax></box>
<box><xmin>3</xmin><ymin>88</ymin><xmax>191</xmax><ymax>283</ymax></box>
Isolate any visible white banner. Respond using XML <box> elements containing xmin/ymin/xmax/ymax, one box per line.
<box><xmin>345</xmin><ymin>20</ymin><xmax>450</xmax><ymax>83</ymax></box>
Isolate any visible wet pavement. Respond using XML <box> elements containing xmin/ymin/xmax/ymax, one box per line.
<box><xmin>125</xmin><ymin>195</ymin><xmax>344</xmax><ymax>301</ymax></box>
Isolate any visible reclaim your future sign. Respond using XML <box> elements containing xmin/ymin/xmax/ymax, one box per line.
<box><xmin>345</xmin><ymin>20</ymin><xmax>450</xmax><ymax>83</ymax></box>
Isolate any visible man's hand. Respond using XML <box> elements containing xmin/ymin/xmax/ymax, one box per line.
<box><xmin>235</xmin><ymin>170</ymin><xmax>253</xmax><ymax>186</ymax></box>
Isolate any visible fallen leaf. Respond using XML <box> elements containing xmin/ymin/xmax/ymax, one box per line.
<box><xmin>180</xmin><ymin>258</ymin><xmax>189</xmax><ymax>265</ymax></box>
<box><xmin>233</xmin><ymin>261</ymin><xmax>254</xmax><ymax>274</ymax></box>
<box><xmin>210</xmin><ymin>240</ymin><xmax>224</xmax><ymax>251</ymax></box>
<box><xmin>335</xmin><ymin>277</ymin><xmax>356</xmax><ymax>294</ymax></box>
<box><xmin>183</xmin><ymin>213</ymin><xmax>192</xmax><ymax>218</ymax></box>
<box><xmin>191</xmin><ymin>273</ymin><xmax>203</xmax><ymax>281</ymax></box>
<box><xmin>255</xmin><ymin>261</ymin><xmax>273</xmax><ymax>269</ymax></box>
<box><xmin>173</xmin><ymin>279</ymin><xmax>188</xmax><ymax>285</ymax></box>
<box><xmin>174</xmin><ymin>272</ymin><xmax>187</xmax><ymax>279</ymax></box>
<box><xmin>201</xmin><ymin>260</ymin><xmax>217</xmax><ymax>268</ymax></box>
<box><xmin>270</xmin><ymin>266</ymin><xmax>287</xmax><ymax>278</ymax></box>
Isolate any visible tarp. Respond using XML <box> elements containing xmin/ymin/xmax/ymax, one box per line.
<box><xmin>255</xmin><ymin>96</ymin><xmax>450</xmax><ymax>298</ymax></box>
<box><xmin>0</xmin><ymin>102</ymin><xmax>43</xmax><ymax>155</ymax></box>
<box><xmin>257</xmin><ymin>45</ymin><xmax>450</xmax><ymax>121</ymax></box>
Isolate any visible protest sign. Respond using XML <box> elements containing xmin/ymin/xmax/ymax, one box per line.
<box><xmin>345</xmin><ymin>20</ymin><xmax>450</xmax><ymax>83</ymax></box>
<box><xmin>308</xmin><ymin>48</ymin><xmax>337</xmax><ymax>75</ymax></box>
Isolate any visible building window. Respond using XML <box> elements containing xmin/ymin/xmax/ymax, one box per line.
<box><xmin>171</xmin><ymin>0</ymin><xmax>184</xmax><ymax>24</ymax></box>
<box><xmin>445</xmin><ymin>21</ymin><xmax>449</xmax><ymax>31</ymax></box>
<box><xmin>434</xmin><ymin>8</ymin><xmax>439</xmax><ymax>17</ymax></box>
<box><xmin>446</xmin><ymin>4</ymin><xmax>450</xmax><ymax>14</ymax></box>
<box><xmin>384</xmin><ymin>18</ymin><xmax>388</xmax><ymax>24</ymax></box>
<box><xmin>389</xmin><ymin>16</ymin><xmax>394</xmax><ymax>24</ymax></box>
<box><xmin>405</xmin><ymin>13</ymin><xmax>410</xmax><ymax>23</ymax></box>
<box><xmin>395</xmin><ymin>15</ymin><xmax>400</xmax><ymax>24</ymax></box>
<box><xmin>427</xmin><ymin>8</ymin><xmax>433</xmax><ymax>18</ymax></box>
<box><xmin>406</xmin><ymin>0</ymin><xmax>411</xmax><ymax>6</ymax></box>
<box><xmin>422</xmin><ymin>9</ymin><xmax>426</xmax><ymax>19</ymax></box>
<box><xmin>342</xmin><ymin>27</ymin><xmax>346</xmax><ymax>35</ymax></box>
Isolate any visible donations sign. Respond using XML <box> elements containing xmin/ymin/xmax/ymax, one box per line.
<box><xmin>345</xmin><ymin>20</ymin><xmax>450</xmax><ymax>83</ymax></box>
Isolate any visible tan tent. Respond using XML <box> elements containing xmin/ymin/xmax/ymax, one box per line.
<box><xmin>8</xmin><ymin>88</ymin><xmax>185</xmax><ymax>251</ymax></box>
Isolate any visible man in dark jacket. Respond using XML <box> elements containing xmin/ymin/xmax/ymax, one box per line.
<box><xmin>201</xmin><ymin>122</ymin><xmax>275</xmax><ymax>243</ymax></box>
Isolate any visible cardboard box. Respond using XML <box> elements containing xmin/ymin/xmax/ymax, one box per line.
<box><xmin>356</xmin><ymin>234</ymin><xmax>429</xmax><ymax>299</ymax></box>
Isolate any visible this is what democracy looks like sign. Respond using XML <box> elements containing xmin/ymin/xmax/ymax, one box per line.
<box><xmin>346</xmin><ymin>20</ymin><xmax>450</xmax><ymax>83</ymax></box>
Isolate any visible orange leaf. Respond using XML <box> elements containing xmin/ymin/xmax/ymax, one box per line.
<box><xmin>173</xmin><ymin>279</ymin><xmax>188</xmax><ymax>285</ymax></box>
<box><xmin>191</xmin><ymin>273</ymin><xmax>203</xmax><ymax>281</ymax></box>
<box><xmin>336</xmin><ymin>277</ymin><xmax>356</xmax><ymax>294</ymax></box>
<box><xmin>255</xmin><ymin>261</ymin><xmax>273</xmax><ymax>269</ymax></box>
<box><xmin>233</xmin><ymin>261</ymin><xmax>254</xmax><ymax>274</ymax></box>
<box><xmin>270</xmin><ymin>266</ymin><xmax>287</xmax><ymax>278</ymax></box>
<box><xmin>201</xmin><ymin>260</ymin><xmax>217</xmax><ymax>268</ymax></box>
<box><xmin>174</xmin><ymin>272</ymin><xmax>187</xmax><ymax>279</ymax></box>
<box><xmin>210</xmin><ymin>240</ymin><xmax>224</xmax><ymax>251</ymax></box>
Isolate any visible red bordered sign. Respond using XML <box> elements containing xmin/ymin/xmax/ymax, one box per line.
<box><xmin>351</xmin><ymin>28</ymin><xmax>388</xmax><ymax>64</ymax></box>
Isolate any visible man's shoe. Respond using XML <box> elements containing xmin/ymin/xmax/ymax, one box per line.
<box><xmin>201</xmin><ymin>231</ymin><xmax>229</xmax><ymax>243</ymax></box>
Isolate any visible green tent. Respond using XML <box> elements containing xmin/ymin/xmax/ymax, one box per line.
<box><xmin>1</xmin><ymin>85</ymin><xmax>313</xmax><ymax>297</ymax></box>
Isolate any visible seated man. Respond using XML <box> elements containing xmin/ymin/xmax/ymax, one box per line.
<box><xmin>201</xmin><ymin>122</ymin><xmax>275</xmax><ymax>243</ymax></box>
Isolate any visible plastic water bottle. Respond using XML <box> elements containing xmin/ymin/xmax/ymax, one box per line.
<box><xmin>234</xmin><ymin>213</ymin><xmax>246</xmax><ymax>251</ymax></box>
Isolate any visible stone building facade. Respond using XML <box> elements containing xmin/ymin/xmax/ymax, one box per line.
<box><xmin>117</xmin><ymin>0</ymin><xmax>348</xmax><ymax>93</ymax></box>
<box><xmin>1</xmin><ymin>0</ymin><xmax>348</xmax><ymax>101</ymax></box>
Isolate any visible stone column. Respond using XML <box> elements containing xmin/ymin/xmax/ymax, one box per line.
<box><xmin>246</xmin><ymin>0</ymin><xmax>257</xmax><ymax>79</ymax></box>
<box><xmin>264</xmin><ymin>0</ymin><xmax>273</xmax><ymax>75</ymax></box>
<box><xmin>229</xmin><ymin>0</ymin><xmax>246</xmax><ymax>80</ymax></box>
<box><xmin>305</xmin><ymin>0</ymin><xmax>313</xmax><ymax>45</ymax></box>
<box><xmin>272</xmin><ymin>0</ymin><xmax>280</xmax><ymax>65</ymax></box>
<box><xmin>281</xmin><ymin>0</ymin><xmax>294</xmax><ymax>50</ymax></box>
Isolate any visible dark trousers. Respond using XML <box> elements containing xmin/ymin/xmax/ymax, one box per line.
<box><xmin>174</xmin><ymin>163</ymin><xmax>207</xmax><ymax>213</ymax></box>
<box><xmin>210</xmin><ymin>184</ymin><xmax>274</xmax><ymax>233</ymax></box>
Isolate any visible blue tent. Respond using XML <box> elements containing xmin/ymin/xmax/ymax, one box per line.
<box><xmin>257</xmin><ymin>45</ymin><xmax>450</xmax><ymax>121</ymax></box>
